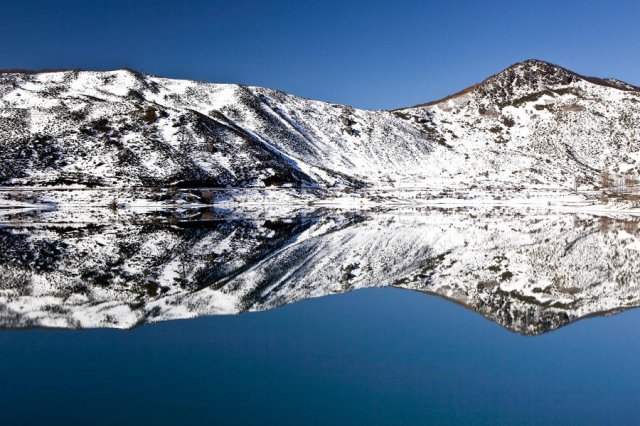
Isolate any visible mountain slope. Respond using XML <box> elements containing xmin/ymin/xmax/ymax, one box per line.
<box><xmin>0</xmin><ymin>59</ymin><xmax>639</xmax><ymax>192</ymax></box>
<box><xmin>0</xmin><ymin>69</ymin><xmax>431</xmax><ymax>188</ymax></box>
<box><xmin>396</xmin><ymin>60</ymin><xmax>640</xmax><ymax>189</ymax></box>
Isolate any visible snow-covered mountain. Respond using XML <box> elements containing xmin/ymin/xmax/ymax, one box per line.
<box><xmin>2</xmin><ymin>61</ymin><xmax>640</xmax><ymax>334</ymax></box>
<box><xmin>1</xmin><ymin>208</ymin><xmax>639</xmax><ymax>335</ymax></box>
<box><xmin>396</xmin><ymin>60</ymin><xmax>640</xmax><ymax>189</ymax></box>
<box><xmin>1</xmin><ymin>59</ymin><xmax>639</xmax><ymax>193</ymax></box>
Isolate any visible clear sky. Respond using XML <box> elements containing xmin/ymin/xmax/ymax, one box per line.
<box><xmin>1</xmin><ymin>0</ymin><xmax>639</xmax><ymax>109</ymax></box>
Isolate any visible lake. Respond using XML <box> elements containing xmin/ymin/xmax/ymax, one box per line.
<box><xmin>0</xmin><ymin>206</ymin><xmax>639</xmax><ymax>425</ymax></box>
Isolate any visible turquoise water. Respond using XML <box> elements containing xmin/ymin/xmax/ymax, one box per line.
<box><xmin>1</xmin><ymin>287</ymin><xmax>639</xmax><ymax>425</ymax></box>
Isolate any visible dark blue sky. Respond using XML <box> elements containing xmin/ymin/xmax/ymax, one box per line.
<box><xmin>1</xmin><ymin>0</ymin><xmax>639</xmax><ymax>109</ymax></box>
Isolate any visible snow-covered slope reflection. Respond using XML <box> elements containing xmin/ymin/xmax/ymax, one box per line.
<box><xmin>1</xmin><ymin>207</ymin><xmax>639</xmax><ymax>334</ymax></box>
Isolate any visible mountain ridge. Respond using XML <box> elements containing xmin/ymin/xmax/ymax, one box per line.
<box><xmin>1</xmin><ymin>59</ymin><xmax>639</xmax><ymax>197</ymax></box>
<box><xmin>401</xmin><ymin>59</ymin><xmax>640</xmax><ymax>110</ymax></box>
<box><xmin>2</xmin><ymin>59</ymin><xmax>639</xmax><ymax>110</ymax></box>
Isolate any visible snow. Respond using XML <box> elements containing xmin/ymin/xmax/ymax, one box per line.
<box><xmin>0</xmin><ymin>203</ymin><xmax>639</xmax><ymax>334</ymax></box>
<box><xmin>1</xmin><ymin>61</ymin><xmax>640</xmax><ymax>333</ymax></box>
<box><xmin>2</xmin><ymin>60</ymin><xmax>639</xmax><ymax>195</ymax></box>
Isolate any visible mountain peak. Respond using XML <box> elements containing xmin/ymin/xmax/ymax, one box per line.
<box><xmin>482</xmin><ymin>59</ymin><xmax>640</xmax><ymax>99</ymax></box>
<box><xmin>475</xmin><ymin>59</ymin><xmax>578</xmax><ymax>100</ymax></box>
<box><xmin>499</xmin><ymin>59</ymin><xmax>585</xmax><ymax>84</ymax></box>
<box><xmin>403</xmin><ymin>59</ymin><xmax>576</xmax><ymax>108</ymax></box>
<box><xmin>504</xmin><ymin>58</ymin><xmax>565</xmax><ymax>72</ymax></box>
<box><xmin>508</xmin><ymin>58</ymin><xmax>565</xmax><ymax>70</ymax></box>
<box><xmin>407</xmin><ymin>59</ymin><xmax>639</xmax><ymax>109</ymax></box>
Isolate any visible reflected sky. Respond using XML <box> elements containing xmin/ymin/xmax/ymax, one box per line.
<box><xmin>1</xmin><ymin>287</ymin><xmax>639</xmax><ymax>425</ymax></box>
<box><xmin>2</xmin><ymin>206</ymin><xmax>640</xmax><ymax>424</ymax></box>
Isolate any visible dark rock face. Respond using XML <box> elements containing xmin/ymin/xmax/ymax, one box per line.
<box><xmin>477</xmin><ymin>60</ymin><xmax>579</xmax><ymax>104</ymax></box>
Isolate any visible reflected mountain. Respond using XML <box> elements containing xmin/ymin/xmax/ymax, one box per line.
<box><xmin>0</xmin><ymin>206</ymin><xmax>639</xmax><ymax>335</ymax></box>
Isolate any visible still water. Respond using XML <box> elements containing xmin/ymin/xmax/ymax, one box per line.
<box><xmin>0</xmin><ymin>206</ymin><xmax>639</xmax><ymax>424</ymax></box>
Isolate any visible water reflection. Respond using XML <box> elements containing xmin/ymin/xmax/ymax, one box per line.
<box><xmin>1</xmin><ymin>206</ymin><xmax>639</xmax><ymax>334</ymax></box>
